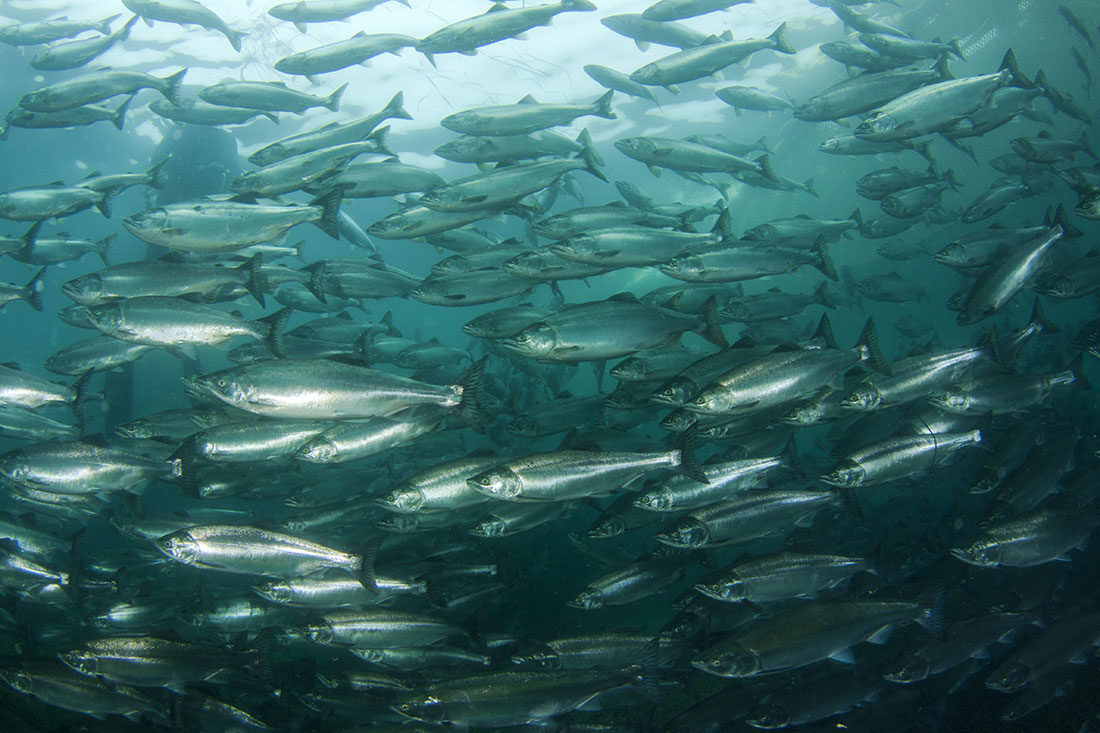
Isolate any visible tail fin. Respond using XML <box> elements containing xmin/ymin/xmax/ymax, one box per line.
<box><xmin>563</xmin><ymin>0</ymin><xmax>598</xmax><ymax>10</ymax></box>
<box><xmin>1069</xmin><ymin>352</ymin><xmax>1092</xmax><ymax>390</ymax></box>
<box><xmin>1079</xmin><ymin>131</ymin><xmax>1097</xmax><ymax>161</ymax></box>
<box><xmin>117</xmin><ymin>14</ymin><xmax>139</xmax><ymax>38</ymax></box>
<box><xmin>590</xmin><ymin>89</ymin><xmax>616</xmax><ymax>120</ymax></box>
<box><xmin>812</xmin><ymin>236</ymin><xmax>838</xmax><ymax>281</ymax></box>
<box><xmin>95</xmin><ymin>186</ymin><xmax>124</xmax><ymax>218</ymax></box>
<box><xmin>814</xmin><ymin>280</ymin><xmax>836</xmax><ymax>309</ymax></box>
<box><xmin>310</xmin><ymin>189</ymin><xmax>343</xmax><ymax>239</ymax></box>
<box><xmin>857</xmin><ymin>317</ymin><xmax>892</xmax><ymax>375</ymax></box>
<box><xmin>758</xmin><ymin>135</ymin><xmax>775</xmax><ymax>154</ymax></box>
<box><xmin>256</xmin><ymin>307</ymin><xmax>291</xmax><ymax>358</ymax></box>
<box><xmin>239</xmin><ymin>253</ymin><xmax>266</xmax><ymax>307</ymax></box>
<box><xmin>710</xmin><ymin>206</ymin><xmax>732</xmax><ymax>240</ymax></box>
<box><xmin>948</xmin><ymin>38</ymin><xmax>965</xmax><ymax>60</ymax></box>
<box><xmin>22</xmin><ymin>267</ymin><xmax>46</xmax><ymax>312</ymax></box>
<box><xmin>999</xmin><ymin>49</ymin><xmax>1034</xmax><ymax>89</ymax></box>
<box><xmin>577</xmin><ymin>129</ymin><xmax>607</xmax><ymax>182</ymax></box>
<box><xmin>943</xmin><ymin>169</ymin><xmax>960</xmax><ymax>190</ymax></box>
<box><xmin>365</xmin><ymin>124</ymin><xmax>394</xmax><ymax>157</ymax></box>
<box><xmin>697</xmin><ymin>295</ymin><xmax>728</xmax><ymax>348</ymax></box>
<box><xmin>381</xmin><ymin>91</ymin><xmax>412</xmax><ymax>122</ymax></box>
<box><xmin>454</xmin><ymin>356</ymin><xmax>488</xmax><ymax>432</ymax></box>
<box><xmin>1052</xmin><ymin>202</ymin><xmax>1084</xmax><ymax>238</ymax></box>
<box><xmin>780</xmin><ymin>434</ymin><xmax>804</xmax><ymax>478</ymax></box>
<box><xmin>95</xmin><ymin>13</ymin><xmax>120</xmax><ymax>35</ymax></box>
<box><xmin>933</xmin><ymin>55</ymin><xmax>954</xmax><ymax>80</ymax></box>
<box><xmin>226</xmin><ymin>28</ymin><xmax>246</xmax><ymax>53</ymax></box>
<box><xmin>677</xmin><ymin>424</ymin><xmax>707</xmax><ymax>483</ymax></box>
<box><xmin>95</xmin><ymin>233</ymin><xmax>115</xmax><ymax>267</ymax></box>
<box><xmin>813</xmin><ymin>312</ymin><xmax>838</xmax><ymax>349</ymax></box>
<box><xmin>111</xmin><ymin>94</ymin><xmax>134</xmax><ymax>131</ymax></box>
<box><xmin>754</xmin><ymin>153</ymin><xmax>778</xmax><ymax>182</ymax></box>
<box><xmin>326</xmin><ymin>83</ymin><xmax>348</xmax><ymax>112</ymax></box>
<box><xmin>804</xmin><ymin>178</ymin><xmax>817</xmax><ymax>197</ymax></box>
<box><xmin>161</xmin><ymin>69</ymin><xmax>187</xmax><ymax>106</ymax></box>
<box><xmin>1029</xmin><ymin>297</ymin><xmax>1061</xmax><ymax>335</ymax></box>
<box><xmin>768</xmin><ymin>22</ymin><xmax>795</xmax><ymax>54</ymax></box>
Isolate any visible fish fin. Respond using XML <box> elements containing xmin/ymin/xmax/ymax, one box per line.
<box><xmin>811</xmin><ymin>236</ymin><xmax>838</xmax><ymax>281</ymax></box>
<box><xmin>357</xmin><ymin>537</ymin><xmax>380</xmax><ymax>593</ymax></box>
<box><xmin>866</xmin><ymin>625</ymin><xmax>894</xmax><ymax>645</ymax></box>
<box><xmin>256</xmin><ymin>307</ymin><xmax>291</xmax><ymax>358</ymax></box>
<box><xmin>382</xmin><ymin>90</ymin><xmax>412</xmax><ymax>121</ymax></box>
<box><xmin>698</xmin><ymin>295</ymin><xmax>728</xmax><ymax>348</ymax></box>
<box><xmin>857</xmin><ymin>317</ymin><xmax>891</xmax><ymax>375</ymax></box>
<box><xmin>828</xmin><ymin>648</ymin><xmax>856</xmax><ymax>664</ymax></box>
<box><xmin>239</xmin><ymin>253</ymin><xmax>266</xmax><ymax>307</ymax></box>
<box><xmin>678</xmin><ymin>424</ymin><xmax>707</xmax><ymax>483</ymax></box>
<box><xmin>455</xmin><ymin>356</ymin><xmax>489</xmax><ymax>432</ymax></box>
<box><xmin>325</xmin><ymin>82</ymin><xmax>348</xmax><ymax>112</ymax></box>
<box><xmin>22</xmin><ymin>266</ymin><xmax>46</xmax><ymax>312</ymax></box>
<box><xmin>591</xmin><ymin>89</ymin><xmax>616</xmax><ymax>119</ymax></box>
<box><xmin>309</xmin><ymin>188</ymin><xmax>343</xmax><ymax>239</ymax></box>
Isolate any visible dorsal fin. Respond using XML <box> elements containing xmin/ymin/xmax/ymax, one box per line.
<box><xmin>517</xmin><ymin>94</ymin><xmax>539</xmax><ymax>104</ymax></box>
<box><xmin>608</xmin><ymin>292</ymin><xmax>640</xmax><ymax>303</ymax></box>
<box><xmin>1038</xmin><ymin>130</ymin><xmax>1052</xmax><ymax>139</ymax></box>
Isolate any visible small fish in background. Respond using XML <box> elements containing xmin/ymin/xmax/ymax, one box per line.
<box><xmin>0</xmin><ymin>0</ymin><xmax>1098</xmax><ymax>729</ymax></box>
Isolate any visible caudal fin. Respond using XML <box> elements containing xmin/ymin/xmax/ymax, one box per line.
<box><xmin>769</xmin><ymin>22</ymin><xmax>795</xmax><ymax>54</ymax></box>
<box><xmin>381</xmin><ymin>91</ymin><xmax>412</xmax><ymax>122</ymax></box>
<box><xmin>111</xmin><ymin>94</ymin><xmax>134</xmax><ymax>131</ymax></box>
<box><xmin>238</xmin><ymin>253</ymin><xmax>266</xmax><ymax>307</ymax></box>
<box><xmin>161</xmin><ymin>69</ymin><xmax>187</xmax><ymax>106</ymax></box>
<box><xmin>455</xmin><ymin>356</ymin><xmax>489</xmax><ymax>432</ymax></box>
<box><xmin>697</xmin><ymin>295</ymin><xmax>728</xmax><ymax>348</ymax></box>
<box><xmin>326</xmin><ymin>82</ymin><xmax>348</xmax><ymax>112</ymax></box>
<box><xmin>22</xmin><ymin>267</ymin><xmax>46</xmax><ymax>312</ymax></box>
<box><xmin>812</xmin><ymin>236</ymin><xmax>838</xmax><ymax>281</ymax></box>
<box><xmin>677</xmin><ymin>424</ymin><xmax>707</xmax><ymax>483</ymax></box>
<box><xmin>590</xmin><ymin>89</ymin><xmax>616</xmax><ymax>120</ymax></box>
<box><xmin>310</xmin><ymin>188</ymin><xmax>343</xmax><ymax>239</ymax></box>
<box><xmin>256</xmin><ymin>307</ymin><xmax>291</xmax><ymax>358</ymax></box>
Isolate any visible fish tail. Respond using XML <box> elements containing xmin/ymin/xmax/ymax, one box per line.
<box><xmin>564</xmin><ymin>0</ymin><xmax>598</xmax><ymax>10</ymax></box>
<box><xmin>591</xmin><ymin>89</ymin><xmax>616</xmax><ymax>120</ymax></box>
<box><xmin>238</xmin><ymin>253</ymin><xmax>266</xmax><ymax>307</ymax></box>
<box><xmin>857</xmin><ymin>317</ymin><xmax>892</xmax><ymax>375</ymax></box>
<box><xmin>326</xmin><ymin>82</ymin><xmax>348</xmax><ymax>112</ymax></box>
<box><xmin>999</xmin><ymin>49</ymin><xmax>1034</xmax><ymax>89</ymax></box>
<box><xmin>1053</xmin><ymin>202</ymin><xmax>1084</xmax><ymax>238</ymax></box>
<box><xmin>310</xmin><ymin>188</ymin><xmax>343</xmax><ymax>239</ymax></box>
<box><xmin>22</xmin><ymin>266</ymin><xmax>46</xmax><ymax>312</ymax></box>
<box><xmin>811</xmin><ymin>236</ymin><xmax>838</xmax><ymax>281</ymax></box>
<box><xmin>226</xmin><ymin>28</ymin><xmax>246</xmax><ymax>52</ymax></box>
<box><xmin>111</xmin><ymin>94</ymin><xmax>134</xmax><ymax>131</ymax></box>
<box><xmin>96</xmin><ymin>233</ymin><xmax>115</xmax><ymax>267</ymax></box>
<box><xmin>161</xmin><ymin>69</ymin><xmax>188</xmax><ymax>106</ymax></box>
<box><xmin>577</xmin><ymin>129</ymin><xmax>607</xmax><ymax>181</ymax></box>
<box><xmin>96</xmin><ymin>13</ymin><xmax>120</xmax><ymax>35</ymax></box>
<box><xmin>367</xmin><ymin>124</ymin><xmax>394</xmax><ymax>157</ymax></box>
<box><xmin>677</xmin><ymin>424</ymin><xmax>707</xmax><ymax>483</ymax></box>
<box><xmin>382</xmin><ymin>91</ymin><xmax>412</xmax><ymax>121</ymax></box>
<box><xmin>1029</xmin><ymin>296</ymin><xmax>1061</xmax><ymax>335</ymax></box>
<box><xmin>813</xmin><ymin>312</ymin><xmax>837</xmax><ymax>349</ymax></box>
<box><xmin>697</xmin><ymin>295</ymin><xmax>728</xmax><ymax>348</ymax></box>
<box><xmin>256</xmin><ymin>307</ymin><xmax>291</xmax><ymax>358</ymax></box>
<box><xmin>769</xmin><ymin>22</ymin><xmax>795</xmax><ymax>54</ymax></box>
<box><xmin>454</xmin><ymin>356</ymin><xmax>489</xmax><ymax>433</ymax></box>
<box><xmin>1068</xmin><ymin>352</ymin><xmax>1092</xmax><ymax>390</ymax></box>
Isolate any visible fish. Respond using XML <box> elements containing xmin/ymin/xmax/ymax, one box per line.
<box><xmin>0</xmin><ymin>16</ymin><xmax>119</xmax><ymax>46</ymax></box>
<box><xmin>630</xmin><ymin>24</ymin><xmax>795</xmax><ymax>91</ymax></box>
<box><xmin>416</xmin><ymin>0</ymin><xmax>597</xmax><ymax>66</ymax></box>
<box><xmin>268</xmin><ymin>0</ymin><xmax>410</xmax><ymax>30</ymax></box>
<box><xmin>20</xmin><ymin>68</ymin><xmax>187</xmax><ymax>112</ymax></box>
<box><xmin>584</xmin><ymin>64</ymin><xmax>659</xmax><ymax>103</ymax></box>
<box><xmin>600</xmin><ymin>13</ymin><xmax>711</xmax><ymax>51</ymax></box>
<box><xmin>198</xmin><ymin>81</ymin><xmax>347</xmax><ymax>114</ymax></box>
<box><xmin>30</xmin><ymin>15</ymin><xmax>138</xmax><ymax>70</ymax></box>
<box><xmin>274</xmin><ymin>32</ymin><xmax>416</xmax><ymax>80</ymax></box>
<box><xmin>951</xmin><ymin>510</ymin><xmax>1100</xmax><ymax>568</ymax></box>
<box><xmin>440</xmin><ymin>90</ymin><xmax>615</xmax><ymax>136</ymax></box>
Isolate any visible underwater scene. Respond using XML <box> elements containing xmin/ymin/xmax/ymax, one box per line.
<box><xmin>0</xmin><ymin>0</ymin><xmax>1099</xmax><ymax>730</ymax></box>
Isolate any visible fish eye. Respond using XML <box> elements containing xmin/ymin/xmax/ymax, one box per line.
<box><xmin>216</xmin><ymin>378</ymin><xmax>228</xmax><ymax>388</ymax></box>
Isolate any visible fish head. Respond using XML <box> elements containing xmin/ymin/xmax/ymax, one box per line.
<box><xmin>553</xmin><ymin>233</ymin><xmax>598</xmax><ymax>259</ymax></box>
<box><xmin>691</xmin><ymin>646</ymin><xmax>759</xmax><ymax>677</ymax></box>
<box><xmin>252</xmin><ymin>581</ymin><xmax>294</xmax><ymax>605</ymax></box>
<box><xmin>566</xmin><ymin>588</ymin><xmax>604</xmax><ymax>609</ymax></box>
<box><xmin>746</xmin><ymin>704</ymin><xmax>791</xmax><ymax>729</ymax></box>
<box><xmin>1036</xmin><ymin>272</ymin><xmax>1074</xmax><ymax>298</ymax></box>
<box><xmin>880</xmin><ymin>196</ymin><xmax>905</xmax><ymax>218</ymax></box>
<box><xmin>883</xmin><ymin>657</ymin><xmax>931</xmax><ymax>684</ymax></box>
<box><xmin>614</xmin><ymin>137</ymin><xmax>656</xmax><ymax>157</ymax></box>
<box><xmin>604</xmin><ymin>385</ymin><xmax>641</xmax><ymax>410</ymax></box>
<box><xmin>59</xmin><ymin>649</ymin><xmax>99</xmax><ymax>677</ymax></box>
<box><xmin>855</xmin><ymin>112</ymin><xmax>893</xmax><ymax>139</ymax></box>
<box><xmin>377</xmin><ymin>515</ymin><xmax>419</xmax><ymax>533</ymax></box>
<box><xmin>434</xmin><ymin>136</ymin><xmax>491</xmax><ymax>161</ymax></box>
<box><xmin>950</xmin><ymin>542</ymin><xmax>1000</xmax><ymax>568</ymax></box>
<box><xmin>819</xmin><ymin>459</ymin><xmax>865</xmax><ymax>488</ymax></box>
<box><xmin>933</xmin><ymin>243</ymin><xmax>969</xmax><ymax>266</ymax></box>
<box><xmin>609</xmin><ymin>357</ymin><xmax>646</xmax><ymax>381</ymax></box>
<box><xmin>469</xmin><ymin>517</ymin><xmax>507</xmax><ymax>537</ymax></box>
<box><xmin>280</xmin><ymin>518</ymin><xmax>306</xmax><ymax>533</ymax></box>
<box><xmin>500</xmin><ymin>324</ymin><xmax>557</xmax><ymax>359</ymax></box>
<box><xmin>302</xmin><ymin>622</ymin><xmax>334</xmax><ymax>645</ymax></box>
<box><xmin>687</xmin><ymin>387</ymin><xmax>733</xmax><ymax>415</ymax></box>
<box><xmin>505</xmin><ymin>416</ymin><xmax>539</xmax><ymax>437</ymax></box>
<box><xmin>693</xmin><ymin>580</ymin><xmax>743</xmax><ymax>603</ymax></box>
<box><xmin>633</xmin><ymin>489</ymin><xmax>675</xmax><ymax>512</ymax></box>
<box><xmin>156</xmin><ymin>530</ymin><xmax>200</xmax><ymax>565</ymax></box>
<box><xmin>114</xmin><ymin>419</ymin><xmax>154</xmax><ymax>440</ymax></box>
<box><xmin>0</xmin><ymin>668</ymin><xmax>31</xmax><ymax>692</ymax></box>
<box><xmin>82</xmin><ymin>303</ymin><xmax>123</xmax><ymax>336</ymax></box>
<box><xmin>467</xmin><ymin>466</ymin><xmax>522</xmax><ymax>499</ymax></box>
<box><xmin>720</xmin><ymin>301</ymin><xmax>750</xmax><ymax>321</ymax></box>
<box><xmin>792</xmin><ymin>98</ymin><xmax>825</xmax><ymax>121</ymax></box>
<box><xmin>298</xmin><ymin>437</ymin><xmax>339</xmax><ymax>464</ymax></box>
<box><xmin>651</xmin><ymin>378</ymin><xmax>694</xmax><ymax>406</ymax></box>
<box><xmin>586</xmin><ymin>516</ymin><xmax>624</xmax><ymax>538</ymax></box>
<box><xmin>59</xmin><ymin>273</ymin><xmax>103</xmax><ymax>305</ymax></box>
<box><xmin>840</xmin><ymin>384</ymin><xmax>882</xmax><ymax>411</ymax></box>
<box><xmin>392</xmin><ymin>694</ymin><xmax>445</xmax><ymax>724</ymax></box>
<box><xmin>121</xmin><ymin>207</ymin><xmax>169</xmax><ymax>237</ymax></box>
<box><xmin>657</xmin><ymin>520</ymin><xmax>709</xmax><ymax>548</ymax></box>
<box><xmin>251</xmin><ymin>145</ymin><xmax>284</xmax><ymax>166</ymax></box>
<box><xmin>986</xmin><ymin>663</ymin><xmax>1030</xmax><ymax>692</ymax></box>
<box><xmin>661</xmin><ymin>253</ymin><xmax>706</xmax><ymax>279</ymax></box>
<box><xmin>1007</xmin><ymin>138</ymin><xmax>1031</xmax><ymax>158</ymax></box>
<box><xmin>628</xmin><ymin>64</ymin><xmax>660</xmax><ymax>85</ymax></box>
<box><xmin>781</xmin><ymin>400</ymin><xmax>825</xmax><ymax>426</ymax></box>
<box><xmin>0</xmin><ymin>451</ymin><xmax>31</xmax><ymax>484</ymax></box>
<box><xmin>928</xmin><ymin>387</ymin><xmax>971</xmax><ymax>413</ymax></box>
<box><xmin>511</xmin><ymin>645</ymin><xmax>559</xmax><ymax>669</ymax></box>
<box><xmin>185</xmin><ymin>371</ymin><xmax>256</xmax><ymax>410</ymax></box>
<box><xmin>375</xmin><ymin>487</ymin><xmax>424</xmax><ymax>513</ymax></box>
<box><xmin>441</xmin><ymin>110</ymin><xmax>481</xmax><ymax>133</ymax></box>
<box><xmin>354</xmin><ymin>648</ymin><xmax>384</xmax><ymax>663</ymax></box>
<box><xmin>1075</xmin><ymin>192</ymin><xmax>1100</xmax><ymax>220</ymax></box>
